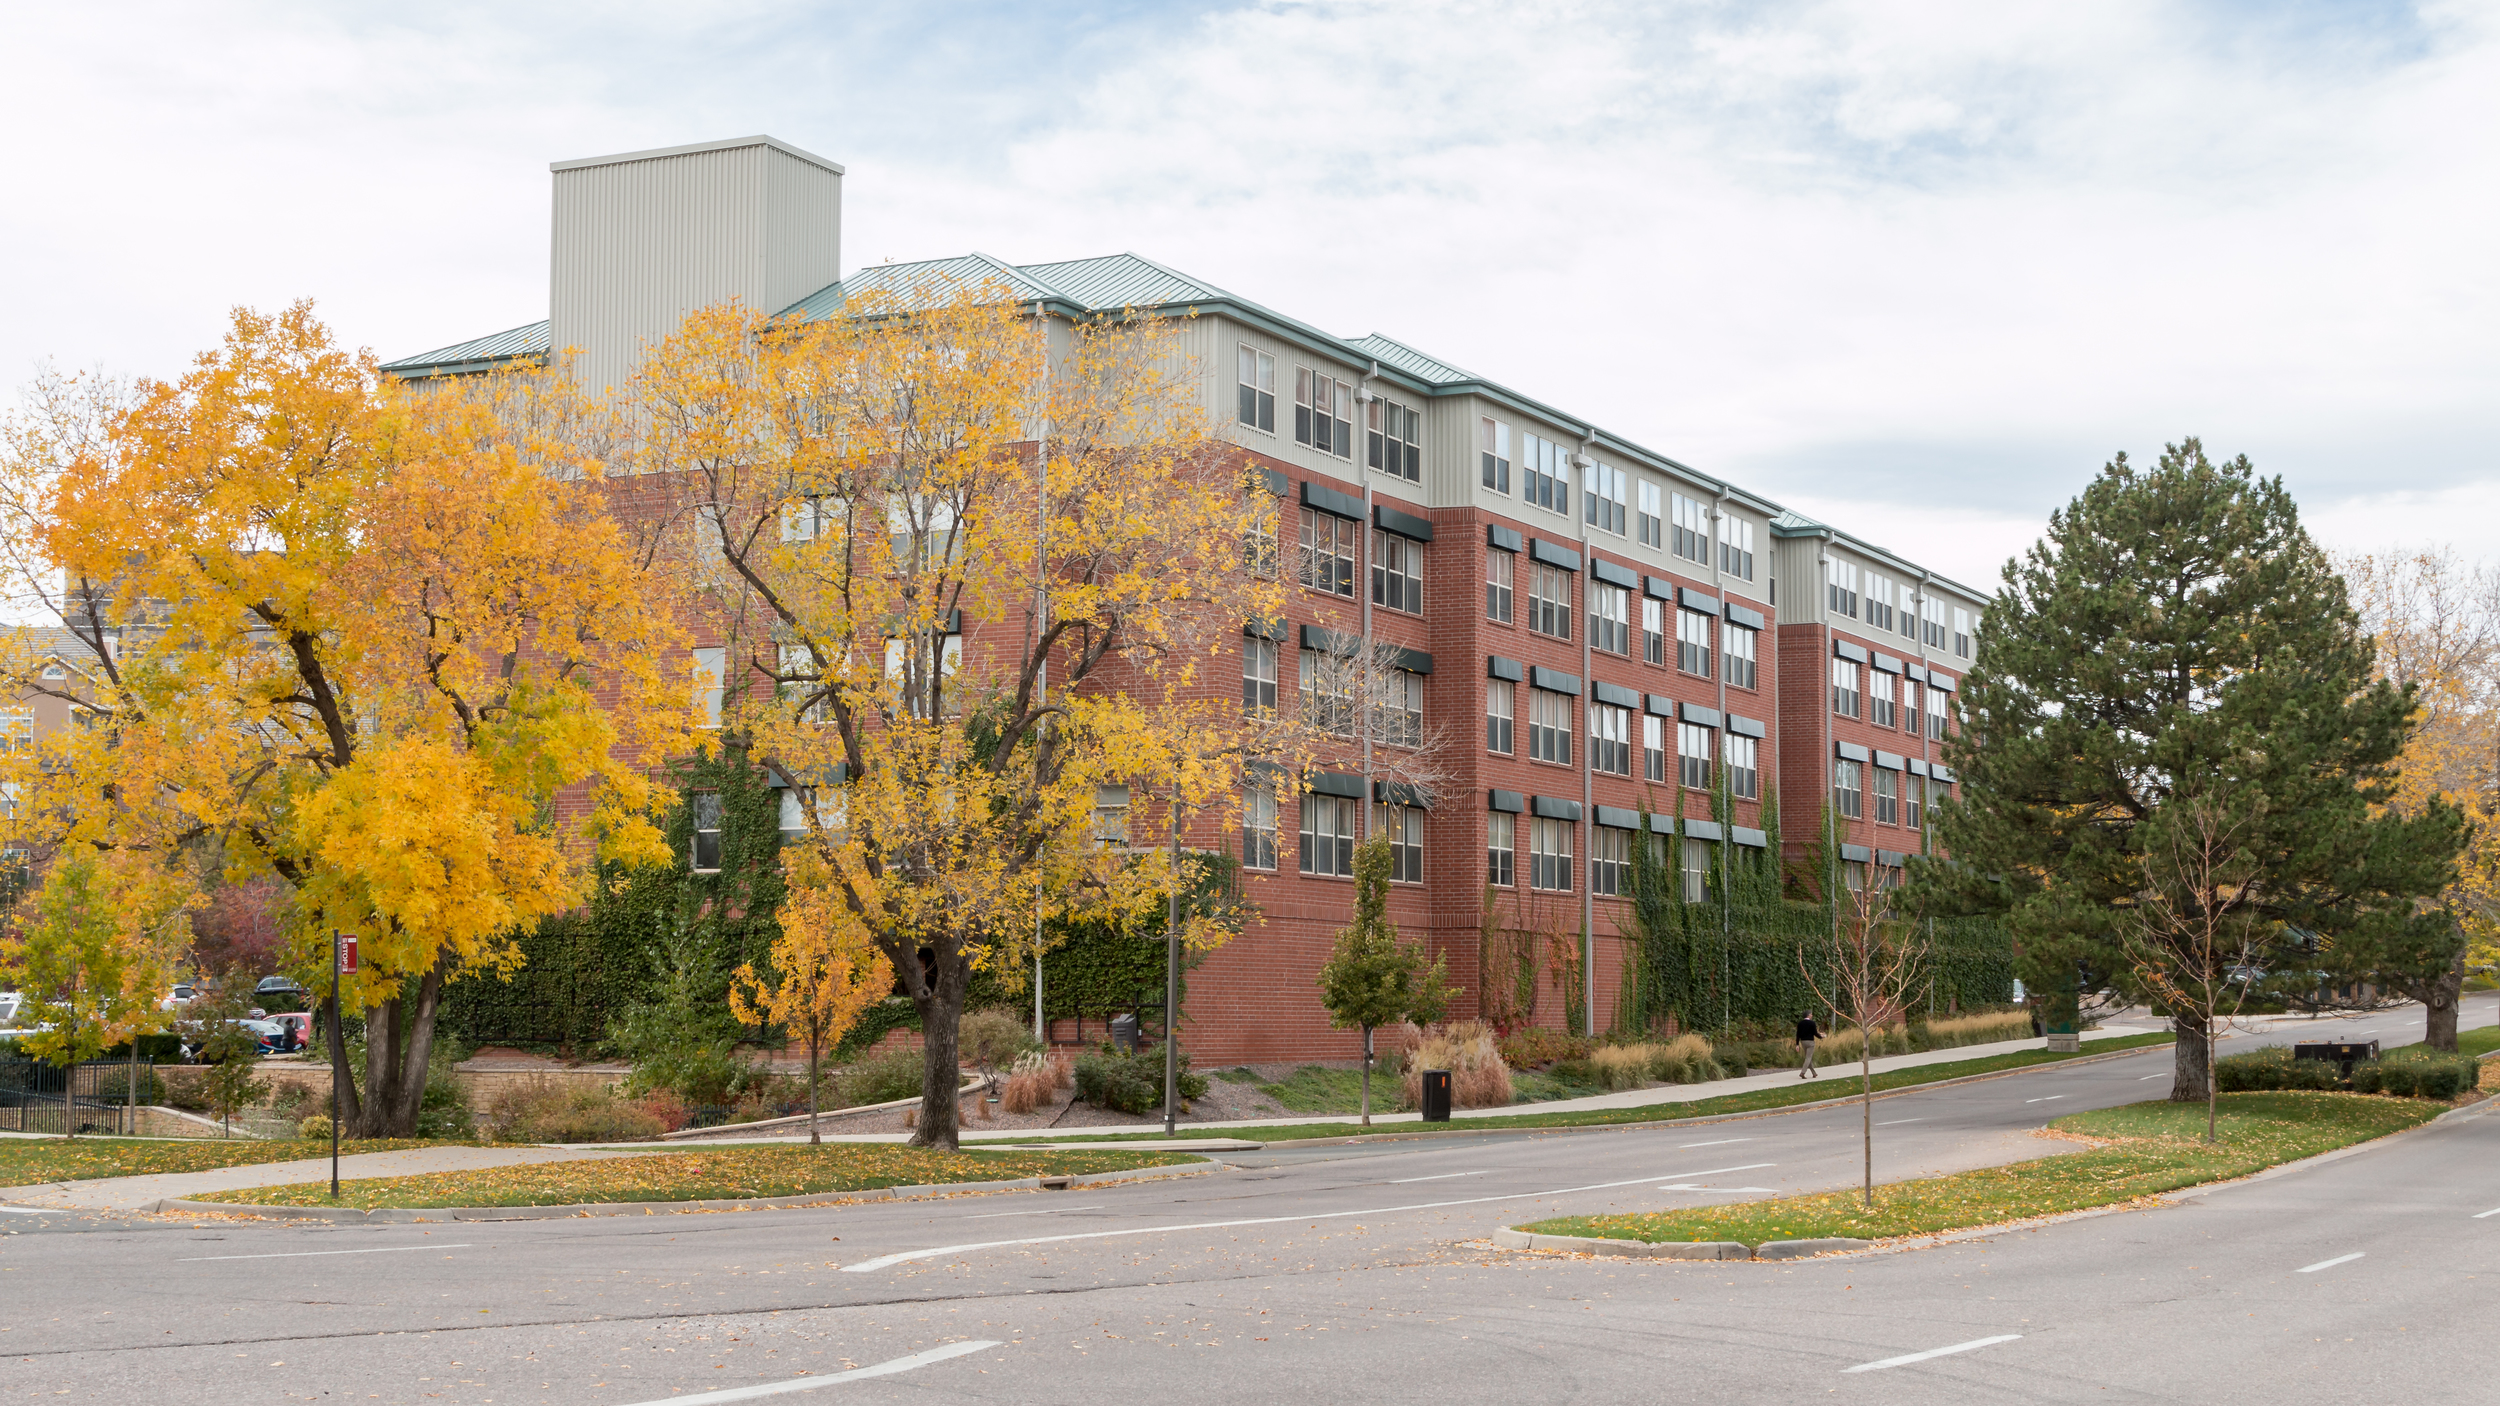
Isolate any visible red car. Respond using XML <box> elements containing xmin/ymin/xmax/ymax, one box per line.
<box><xmin>269</xmin><ymin>1011</ymin><xmax>312</xmax><ymax>1053</ymax></box>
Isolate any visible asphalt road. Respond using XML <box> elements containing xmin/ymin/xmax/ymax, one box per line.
<box><xmin>2</xmin><ymin>999</ymin><xmax>2491</xmax><ymax>1405</ymax></box>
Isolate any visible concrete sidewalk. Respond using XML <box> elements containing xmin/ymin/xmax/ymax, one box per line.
<box><xmin>0</xmin><ymin>1143</ymin><xmax>683</xmax><ymax>1213</ymax></box>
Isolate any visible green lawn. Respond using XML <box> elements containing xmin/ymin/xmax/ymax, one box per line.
<box><xmin>1005</xmin><ymin>1031</ymin><xmax>2179</xmax><ymax>1144</ymax></box>
<box><xmin>0</xmin><ymin>1138</ymin><xmax>454</xmax><ymax>1188</ymax></box>
<box><xmin>2454</xmin><ymin>1026</ymin><xmax>2500</xmax><ymax>1059</ymax></box>
<box><xmin>189</xmin><ymin>1144</ymin><xmax>1204</xmax><ymax>1210</ymax></box>
<box><xmin>1215</xmin><ymin>1065</ymin><xmax>1381</xmax><ymax>1114</ymax></box>
<box><xmin>1518</xmin><ymin>1091</ymin><xmax>2441</xmax><ymax>1248</ymax></box>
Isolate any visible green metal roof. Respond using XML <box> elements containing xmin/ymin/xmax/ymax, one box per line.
<box><xmin>377</xmin><ymin>320</ymin><xmax>551</xmax><ymax>378</ymax></box>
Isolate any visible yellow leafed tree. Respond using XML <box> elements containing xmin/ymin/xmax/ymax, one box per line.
<box><xmin>0</xmin><ymin>303</ymin><xmax>685</xmax><ymax>1134</ymax></box>
<box><xmin>635</xmin><ymin>282</ymin><xmax>1296</xmax><ymax>1149</ymax></box>
<box><xmin>729</xmin><ymin>866</ymin><xmax>895</xmax><ymax>1143</ymax></box>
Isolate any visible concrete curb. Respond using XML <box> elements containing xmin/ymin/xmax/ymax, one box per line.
<box><xmin>1489</xmin><ymin>1227</ymin><xmax>1750</xmax><ymax>1259</ymax></box>
<box><xmin>146</xmin><ymin>1158</ymin><xmax>1220</xmax><ymax>1222</ymax></box>
<box><xmin>1754</xmin><ymin>1237</ymin><xmax>1872</xmax><ymax>1260</ymax></box>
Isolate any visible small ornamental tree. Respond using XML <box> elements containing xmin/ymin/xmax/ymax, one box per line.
<box><xmin>1925</xmin><ymin>441</ymin><xmax>2464</xmax><ymax>1103</ymax></box>
<box><xmin>728</xmin><ymin>874</ymin><xmax>894</xmax><ymax>1144</ymax></box>
<box><xmin>1317</xmin><ymin>833</ymin><xmax>1454</xmax><ymax>1125</ymax></box>
<box><xmin>1802</xmin><ymin>878</ymin><xmax>1926</xmax><ymax>1207</ymax></box>
<box><xmin>2</xmin><ymin>853</ymin><xmax>186</xmax><ymax>1135</ymax></box>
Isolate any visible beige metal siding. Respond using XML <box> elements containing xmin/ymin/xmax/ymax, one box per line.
<box><xmin>552</xmin><ymin>141</ymin><xmax>842</xmax><ymax>396</ymax></box>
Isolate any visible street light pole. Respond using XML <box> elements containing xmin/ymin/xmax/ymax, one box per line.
<box><xmin>1163</xmin><ymin>798</ymin><xmax>1181</xmax><ymax>1138</ymax></box>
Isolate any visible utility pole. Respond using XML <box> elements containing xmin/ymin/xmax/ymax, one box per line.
<box><xmin>1163</xmin><ymin>797</ymin><xmax>1182</xmax><ymax>1137</ymax></box>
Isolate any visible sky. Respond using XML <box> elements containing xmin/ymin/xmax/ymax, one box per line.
<box><xmin>2</xmin><ymin>0</ymin><xmax>2493</xmax><ymax>593</ymax></box>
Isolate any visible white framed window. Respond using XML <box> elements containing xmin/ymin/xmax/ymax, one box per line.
<box><xmin>1832</xmin><ymin>659</ymin><xmax>1861</xmax><ymax>718</ymax></box>
<box><xmin>1372</xmin><ymin>530</ymin><xmax>1423</xmax><ymax>614</ymax></box>
<box><xmin>692</xmin><ymin>647</ymin><xmax>726</xmax><ymax>728</ymax></box>
<box><xmin>782</xmin><ymin>785</ymin><xmax>844</xmax><ymax>843</ymax></box>
<box><xmin>40</xmin><ymin>661</ymin><xmax>68</xmax><ymax>681</ymax></box>
<box><xmin>1834</xmin><ymin>759</ymin><xmax>1863</xmax><ymax>819</ymax></box>
<box><xmin>1718</xmin><ymin>513</ymin><xmax>1754</xmax><ymax>581</ymax></box>
<box><xmin>1583</xmin><ymin>461</ymin><xmax>1626</xmax><ymax>535</ymax></box>
<box><xmin>1523</xmin><ymin>433</ymin><xmax>1571</xmax><ymax>515</ymax></box>
<box><xmin>1671</xmin><ymin>492</ymin><xmax>1709</xmax><ymax>564</ymax></box>
<box><xmin>1</xmin><ymin>708</ymin><xmax>31</xmax><ymax>752</ymax></box>
<box><xmin>1642</xmin><ymin>597</ymin><xmax>1665</xmax><ymax>666</ymax></box>
<box><xmin>1724</xmin><ymin>622</ymin><xmax>1757</xmax><ymax>689</ymax></box>
<box><xmin>1093</xmin><ymin>785</ymin><xmax>1130</xmax><ymax>846</ymax></box>
<box><xmin>1870</xmin><ymin>669</ymin><xmax>1896</xmax><ymax>729</ymax></box>
<box><xmin>1375</xmin><ymin>803</ymin><xmax>1424</xmax><ymax>883</ymax></box>
<box><xmin>781</xmin><ymin>497</ymin><xmax>834</xmax><ymax>542</ymax></box>
<box><xmin>1726</xmin><ymin>733</ymin><xmax>1759</xmax><ymax>799</ymax></box>
<box><xmin>1300</xmin><ymin>793</ymin><xmax>1359</xmax><ymax>877</ymax></box>
<box><xmin>1301</xmin><ymin>648</ymin><xmax>1357</xmax><ymax>737</ymax></box>
<box><xmin>1826</xmin><ymin>560</ymin><xmax>1859</xmax><ymax>619</ymax></box>
<box><xmin>883</xmin><ymin>633</ymin><xmax>963</xmax><ymax>718</ymax></box>
<box><xmin>691</xmin><ymin>791</ymin><xmax>724</xmax><ymax>872</ymax></box>
<box><xmin>1480</xmin><ymin>417</ymin><xmax>1511</xmax><ymax>493</ymax></box>
<box><xmin>1875</xmin><ymin>768</ymin><xmax>1899</xmax><ymax>825</ymax></box>
<box><xmin>1376</xmin><ymin>670</ymin><xmax>1425</xmax><ymax>748</ymax></box>
<box><xmin>1902</xmin><ymin>679</ymin><xmax>1920</xmax><ymax>735</ymax></box>
<box><xmin>1368</xmin><ymin>399</ymin><xmax>1421</xmax><ymax>482</ymax></box>
<box><xmin>1295</xmin><ymin>368</ymin><xmax>1354</xmax><ymax>457</ymax></box>
<box><xmin>1530</xmin><ymin>816</ymin><xmax>1574</xmax><ymax>892</ymax></box>
<box><xmin>1927</xmin><ymin>684</ymin><xmax>1949</xmax><ymax>740</ymax></box>
<box><xmin>1244</xmin><ymin>494</ymin><xmax>1277</xmax><ymax>576</ymax></box>
<box><xmin>1677</xmin><ymin>609</ymin><xmax>1712</xmax><ymax>677</ymax></box>
<box><xmin>1529</xmin><ymin>688</ymin><xmax>1573</xmax><ymax>765</ymax></box>
<box><xmin>1678</xmin><ymin>722</ymin><xmax>1712</xmax><ymax>790</ymax></box>
<box><xmin>1953</xmin><ymin>606</ymin><xmax>1973</xmax><ymax>659</ymax></box>
<box><xmin>1922</xmin><ymin>595</ymin><xmax>1947</xmax><ymax>649</ymax></box>
<box><xmin>1486</xmin><ymin>548</ymin><xmax>1514</xmax><ymax>623</ymax></box>
<box><xmin>1680</xmin><ymin>837</ymin><xmax>1710</xmax><ymax>903</ymax></box>
<box><xmin>1244</xmin><ymin>636</ymin><xmax>1278</xmax><ymax>713</ymax></box>
<box><xmin>1528</xmin><ymin>563</ymin><xmax>1572</xmax><ymax>640</ymax></box>
<box><xmin>1863</xmin><ymin>575</ymin><xmax>1894</xmax><ymax>632</ymax></box>
<box><xmin>1591</xmin><ymin>826</ymin><xmax>1630</xmax><ymax>897</ymax></box>
<box><xmin>779</xmin><ymin>644</ymin><xmax>829</xmax><ymax>723</ymax></box>
<box><xmin>1643</xmin><ymin>713</ymin><xmax>1667</xmax><ymax>783</ymax></box>
<box><xmin>1590</xmin><ymin>702</ymin><xmax>1632</xmax><ymax>777</ymax></box>
<box><xmin>1487</xmin><ymin>811</ymin><xmax>1516</xmax><ymax>886</ymax></box>
<box><xmin>1299</xmin><ymin>506</ymin><xmax>1357</xmax><ymax>597</ymax></box>
<box><xmin>1589</xmin><ymin>581</ymin><xmax>1629</xmax><ymax>655</ymax></box>
<box><xmin>1237</xmin><ymin>345</ymin><xmax>1276</xmax><ymax>433</ymax></box>
<box><xmin>1900</xmin><ymin>591</ymin><xmax>1919</xmax><ymax>640</ymax></box>
<box><xmin>1637</xmin><ymin>481</ymin><xmax>1663</xmax><ymax>550</ymax></box>
<box><xmin>1243</xmin><ymin>780</ymin><xmax>1278</xmax><ymax>871</ymax></box>
<box><xmin>1487</xmin><ymin>680</ymin><xmax>1514</xmax><ymax>755</ymax></box>
<box><xmin>1905</xmin><ymin>776</ymin><xmax>1923</xmax><ymax>831</ymax></box>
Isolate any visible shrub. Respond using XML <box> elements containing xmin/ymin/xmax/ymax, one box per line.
<box><xmin>959</xmin><ymin>1010</ymin><xmax>1042</xmax><ymax>1075</ymax></box>
<box><xmin>1403</xmin><ymin>1021</ymin><xmax>1513</xmax><ymax>1109</ymax></box>
<box><xmin>1588</xmin><ymin>1045</ymin><xmax>1652</xmax><ymax>1091</ymax></box>
<box><xmin>999</xmin><ymin>1051</ymin><xmax>1057</xmax><ymax>1114</ymax></box>
<box><xmin>1496</xmin><ymin>1028</ymin><xmax>1592</xmax><ymax>1071</ymax></box>
<box><xmin>484</xmin><ymin>1080</ymin><xmax>666</xmax><ymax>1143</ymax></box>
<box><xmin>1074</xmin><ymin>1045</ymin><xmax>1205</xmax><ymax>1115</ymax></box>
<box><xmin>837</xmin><ymin>1047</ymin><xmax>929</xmax><ymax>1108</ymax></box>
<box><xmin>297</xmin><ymin>1114</ymin><xmax>334</xmax><ymax>1141</ymax></box>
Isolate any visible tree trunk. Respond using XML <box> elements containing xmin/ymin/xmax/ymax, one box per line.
<box><xmin>1360</xmin><ymin>1025</ymin><xmax>1373</xmax><ymax>1128</ymax></box>
<box><xmin>345</xmin><ymin>965</ymin><xmax>446</xmax><ymax>1138</ymax></box>
<box><xmin>2170</xmin><ymin>1005</ymin><xmax>2210</xmax><ymax>1103</ymax></box>
<box><xmin>806</xmin><ymin>1025</ymin><xmax>822</xmax><ymax>1147</ymax></box>
<box><xmin>908</xmin><ymin>947</ymin><xmax>968</xmax><ymax>1152</ymax></box>
<box><xmin>1860</xmin><ymin>1039</ymin><xmax>1873</xmax><ymax>1208</ymax></box>
<box><xmin>2414</xmin><ymin>950</ymin><xmax>2465</xmax><ymax>1053</ymax></box>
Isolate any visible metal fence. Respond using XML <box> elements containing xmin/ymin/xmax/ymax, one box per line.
<box><xmin>0</xmin><ymin>1059</ymin><xmax>163</xmax><ymax>1137</ymax></box>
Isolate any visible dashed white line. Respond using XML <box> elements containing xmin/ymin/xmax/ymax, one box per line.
<box><xmin>838</xmin><ymin>1163</ymin><xmax>1777</xmax><ymax>1273</ymax></box>
<box><xmin>2138</xmin><ymin>1073</ymin><xmax>2169</xmax><ymax>1081</ymax></box>
<box><xmin>1843</xmin><ymin>1334</ymin><xmax>2023</xmax><ymax>1373</ymax></box>
<box><xmin>1876</xmin><ymin>1118</ymin><xmax>1925</xmax><ymax>1126</ymax></box>
<box><xmin>0</xmin><ymin>1206</ymin><xmax>58</xmax><ymax>1215</ymax></box>
<box><xmin>1389</xmin><ymin>1171</ymin><xmax>1493</xmax><ymax>1184</ymax></box>
<box><xmin>966</xmin><ymin>1204</ymin><xmax>1104</xmax><ymax>1219</ymax></box>
<box><xmin>2296</xmin><ymin>1252</ymin><xmax>2365</xmax><ymax>1274</ymax></box>
<box><xmin>178</xmin><ymin>1243</ymin><xmax>475</xmax><ymax>1262</ymax></box>
<box><xmin>613</xmin><ymin>1340</ymin><xmax>1000</xmax><ymax>1405</ymax></box>
<box><xmin>1678</xmin><ymin>1139</ymin><xmax>1751</xmax><ymax>1149</ymax></box>
<box><xmin>2472</xmin><ymin>1207</ymin><xmax>2500</xmax><ymax>1220</ymax></box>
<box><xmin>2024</xmin><ymin>1096</ymin><xmax>2067</xmax><ymax>1104</ymax></box>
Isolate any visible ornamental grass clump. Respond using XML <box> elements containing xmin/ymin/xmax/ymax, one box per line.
<box><xmin>1401</xmin><ymin>1021</ymin><xmax>1512</xmax><ymax>1109</ymax></box>
<box><xmin>998</xmin><ymin>1051</ymin><xmax>1057</xmax><ymax>1115</ymax></box>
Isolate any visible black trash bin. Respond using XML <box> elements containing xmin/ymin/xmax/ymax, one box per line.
<box><xmin>1420</xmin><ymin>1069</ymin><xmax>1452</xmax><ymax>1122</ymax></box>
<box><xmin>1110</xmin><ymin>1013</ymin><xmax>1141</xmax><ymax>1054</ymax></box>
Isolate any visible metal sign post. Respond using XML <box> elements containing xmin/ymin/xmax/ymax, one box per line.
<box><xmin>331</xmin><ymin>932</ymin><xmax>356</xmax><ymax>1200</ymax></box>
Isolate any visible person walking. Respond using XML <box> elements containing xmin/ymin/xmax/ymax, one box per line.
<box><xmin>1796</xmin><ymin>1012</ymin><xmax>1820</xmax><ymax>1079</ymax></box>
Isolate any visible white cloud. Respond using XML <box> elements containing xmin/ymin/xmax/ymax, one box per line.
<box><xmin>4</xmin><ymin>0</ymin><xmax>2494</xmax><ymax>577</ymax></box>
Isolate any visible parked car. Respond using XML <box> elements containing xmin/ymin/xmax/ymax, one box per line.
<box><xmin>0</xmin><ymin>991</ymin><xmax>21</xmax><ymax>1025</ymax></box>
<box><xmin>270</xmin><ymin>1011</ymin><xmax>312</xmax><ymax>1052</ymax></box>
<box><xmin>159</xmin><ymin>983</ymin><xmax>199</xmax><ymax>1011</ymax></box>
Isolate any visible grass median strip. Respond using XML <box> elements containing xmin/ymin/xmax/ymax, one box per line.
<box><xmin>186</xmin><ymin>1144</ymin><xmax>1203</xmax><ymax>1210</ymax></box>
<box><xmin>1004</xmin><ymin>1032</ymin><xmax>2179</xmax><ymax>1145</ymax></box>
<box><xmin>0</xmin><ymin>1138</ymin><xmax>456</xmax><ymax>1188</ymax></box>
<box><xmin>1516</xmin><ymin>1091</ymin><xmax>2443</xmax><ymax>1248</ymax></box>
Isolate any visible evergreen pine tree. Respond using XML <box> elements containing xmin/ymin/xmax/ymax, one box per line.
<box><xmin>1928</xmin><ymin>440</ymin><xmax>2463</xmax><ymax>1099</ymax></box>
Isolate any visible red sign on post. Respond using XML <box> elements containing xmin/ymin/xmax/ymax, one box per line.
<box><xmin>337</xmin><ymin>935</ymin><xmax>358</xmax><ymax>975</ymax></box>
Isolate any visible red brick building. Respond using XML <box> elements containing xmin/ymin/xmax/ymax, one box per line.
<box><xmin>383</xmin><ymin>136</ymin><xmax>1990</xmax><ymax>1062</ymax></box>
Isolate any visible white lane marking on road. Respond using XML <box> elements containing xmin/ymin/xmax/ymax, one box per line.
<box><xmin>0</xmin><ymin>1206</ymin><xmax>61</xmax><ymax>1215</ymax></box>
<box><xmin>2297</xmin><ymin>1253</ymin><xmax>2365</xmax><ymax>1274</ymax></box>
<box><xmin>838</xmin><ymin>1163</ymin><xmax>1777</xmax><ymax>1273</ymax></box>
<box><xmin>1842</xmin><ymin>1334</ymin><xmax>2022</xmax><ymax>1373</ymax></box>
<box><xmin>1655</xmin><ymin>1184</ymin><xmax>1780</xmax><ymax>1194</ymax></box>
<box><xmin>1875</xmin><ymin>1118</ymin><xmax>1925</xmax><ymax>1126</ymax></box>
<box><xmin>966</xmin><ymin>1204</ymin><xmax>1104</xmax><ymax>1219</ymax></box>
<box><xmin>612</xmin><ymin>1340</ymin><xmax>1000</xmax><ymax>1405</ymax></box>
<box><xmin>2472</xmin><ymin>1207</ymin><xmax>2500</xmax><ymax>1219</ymax></box>
<box><xmin>2138</xmin><ymin>1074</ymin><xmax>2169</xmax><ymax>1081</ymax></box>
<box><xmin>1389</xmin><ymin>1171</ymin><xmax>1493</xmax><ymax>1184</ymax></box>
<box><xmin>1678</xmin><ymin>1139</ymin><xmax>1751</xmax><ymax>1149</ymax></box>
<box><xmin>2023</xmin><ymin>1096</ymin><xmax>2066</xmax><ymax>1104</ymax></box>
<box><xmin>178</xmin><ymin>1244</ymin><xmax>475</xmax><ymax>1262</ymax></box>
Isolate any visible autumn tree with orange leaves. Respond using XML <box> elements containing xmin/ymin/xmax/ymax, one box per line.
<box><xmin>635</xmin><ymin>282</ymin><xmax>1300</xmax><ymax>1151</ymax></box>
<box><xmin>0</xmin><ymin>305</ymin><xmax>685</xmax><ymax>1136</ymax></box>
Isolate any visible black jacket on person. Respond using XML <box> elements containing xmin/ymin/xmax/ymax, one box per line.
<box><xmin>1796</xmin><ymin>1018</ymin><xmax>1819</xmax><ymax>1043</ymax></box>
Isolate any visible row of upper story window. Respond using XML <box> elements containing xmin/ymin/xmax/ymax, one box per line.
<box><xmin>1482</xmin><ymin>679</ymin><xmax>1762</xmax><ymax>798</ymax></box>
<box><xmin>1825</xmin><ymin>559</ymin><xmax>1974</xmax><ymax>660</ymax></box>
<box><xmin>1829</xmin><ymin>659</ymin><xmax>1952</xmax><ymax>740</ymax></box>
<box><xmin>1237</xmin><ymin>345</ymin><xmax>1760</xmax><ymax>583</ymax></box>
<box><xmin>1832</xmin><ymin>757</ymin><xmax>1953</xmax><ymax>831</ymax></box>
